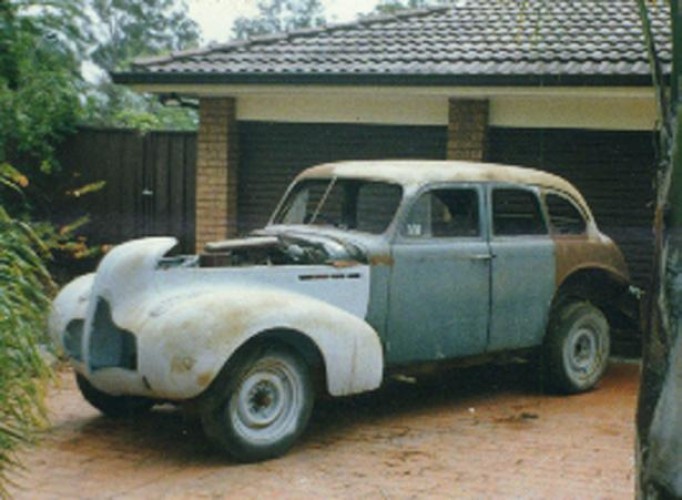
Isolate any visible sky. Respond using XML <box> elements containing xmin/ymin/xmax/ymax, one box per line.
<box><xmin>186</xmin><ymin>0</ymin><xmax>381</xmax><ymax>44</ymax></box>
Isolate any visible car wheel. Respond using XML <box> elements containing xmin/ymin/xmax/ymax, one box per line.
<box><xmin>544</xmin><ymin>301</ymin><xmax>610</xmax><ymax>394</ymax></box>
<box><xmin>201</xmin><ymin>344</ymin><xmax>314</xmax><ymax>462</ymax></box>
<box><xmin>75</xmin><ymin>373</ymin><xmax>154</xmax><ymax>417</ymax></box>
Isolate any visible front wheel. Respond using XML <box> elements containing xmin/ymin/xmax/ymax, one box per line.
<box><xmin>201</xmin><ymin>344</ymin><xmax>314</xmax><ymax>462</ymax></box>
<box><xmin>543</xmin><ymin>301</ymin><xmax>610</xmax><ymax>394</ymax></box>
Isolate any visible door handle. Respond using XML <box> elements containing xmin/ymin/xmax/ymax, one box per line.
<box><xmin>142</xmin><ymin>189</ymin><xmax>154</xmax><ymax>197</ymax></box>
<box><xmin>470</xmin><ymin>254</ymin><xmax>494</xmax><ymax>261</ymax></box>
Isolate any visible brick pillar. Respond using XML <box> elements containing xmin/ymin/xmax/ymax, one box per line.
<box><xmin>195</xmin><ymin>97</ymin><xmax>238</xmax><ymax>251</ymax></box>
<box><xmin>447</xmin><ymin>99</ymin><xmax>489</xmax><ymax>161</ymax></box>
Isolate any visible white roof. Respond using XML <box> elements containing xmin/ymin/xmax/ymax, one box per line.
<box><xmin>298</xmin><ymin>160</ymin><xmax>587</xmax><ymax>207</ymax></box>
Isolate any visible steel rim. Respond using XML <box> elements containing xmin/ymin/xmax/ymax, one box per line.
<box><xmin>229</xmin><ymin>356</ymin><xmax>302</xmax><ymax>444</ymax></box>
<box><xmin>564</xmin><ymin>320</ymin><xmax>605</xmax><ymax>384</ymax></box>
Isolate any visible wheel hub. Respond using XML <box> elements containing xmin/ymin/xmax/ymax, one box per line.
<box><xmin>569</xmin><ymin>328</ymin><xmax>597</xmax><ymax>373</ymax></box>
<box><xmin>238</xmin><ymin>373</ymin><xmax>286</xmax><ymax>428</ymax></box>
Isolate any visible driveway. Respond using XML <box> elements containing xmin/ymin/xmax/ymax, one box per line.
<box><xmin>9</xmin><ymin>361</ymin><xmax>638</xmax><ymax>499</ymax></box>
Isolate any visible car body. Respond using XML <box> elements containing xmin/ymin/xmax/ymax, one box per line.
<box><xmin>49</xmin><ymin>160</ymin><xmax>635</xmax><ymax>461</ymax></box>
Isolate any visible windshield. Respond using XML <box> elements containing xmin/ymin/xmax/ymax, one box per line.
<box><xmin>272</xmin><ymin>178</ymin><xmax>403</xmax><ymax>235</ymax></box>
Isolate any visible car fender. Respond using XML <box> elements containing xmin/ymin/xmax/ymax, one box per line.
<box><xmin>48</xmin><ymin>272</ymin><xmax>95</xmax><ymax>355</ymax></box>
<box><xmin>136</xmin><ymin>286</ymin><xmax>384</xmax><ymax>400</ymax></box>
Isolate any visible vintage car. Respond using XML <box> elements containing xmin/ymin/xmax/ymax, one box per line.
<box><xmin>49</xmin><ymin>160</ymin><xmax>636</xmax><ymax>462</ymax></box>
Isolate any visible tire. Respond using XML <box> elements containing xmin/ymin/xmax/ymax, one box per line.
<box><xmin>201</xmin><ymin>344</ymin><xmax>314</xmax><ymax>462</ymax></box>
<box><xmin>543</xmin><ymin>301</ymin><xmax>610</xmax><ymax>394</ymax></box>
<box><xmin>76</xmin><ymin>373</ymin><xmax>154</xmax><ymax>418</ymax></box>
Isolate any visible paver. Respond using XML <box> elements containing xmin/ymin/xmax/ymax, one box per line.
<box><xmin>9</xmin><ymin>361</ymin><xmax>638</xmax><ymax>499</ymax></box>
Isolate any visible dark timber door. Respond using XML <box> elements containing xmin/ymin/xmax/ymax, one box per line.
<box><xmin>58</xmin><ymin>127</ymin><xmax>197</xmax><ymax>252</ymax></box>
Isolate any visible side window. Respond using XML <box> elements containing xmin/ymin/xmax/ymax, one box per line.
<box><xmin>492</xmin><ymin>188</ymin><xmax>547</xmax><ymax>236</ymax></box>
<box><xmin>404</xmin><ymin>188</ymin><xmax>480</xmax><ymax>238</ymax></box>
<box><xmin>546</xmin><ymin>193</ymin><xmax>587</xmax><ymax>235</ymax></box>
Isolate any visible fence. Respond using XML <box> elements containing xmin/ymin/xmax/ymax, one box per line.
<box><xmin>58</xmin><ymin>127</ymin><xmax>197</xmax><ymax>253</ymax></box>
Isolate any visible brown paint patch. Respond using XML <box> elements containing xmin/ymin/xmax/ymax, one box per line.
<box><xmin>553</xmin><ymin>235</ymin><xmax>628</xmax><ymax>287</ymax></box>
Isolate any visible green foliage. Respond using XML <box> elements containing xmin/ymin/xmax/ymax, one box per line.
<box><xmin>0</xmin><ymin>0</ymin><xmax>85</xmax><ymax>178</ymax></box>
<box><xmin>368</xmin><ymin>0</ymin><xmax>451</xmax><ymax>16</ymax></box>
<box><xmin>89</xmin><ymin>0</ymin><xmax>200</xmax><ymax>72</ymax></box>
<box><xmin>1</xmin><ymin>0</ymin><xmax>199</xmax><ymax>145</ymax></box>
<box><xmin>0</xmin><ymin>172</ymin><xmax>54</xmax><ymax>498</ymax></box>
<box><xmin>80</xmin><ymin>0</ymin><xmax>200</xmax><ymax>130</ymax></box>
<box><xmin>233</xmin><ymin>0</ymin><xmax>326</xmax><ymax>39</ymax></box>
<box><xmin>84</xmin><ymin>86</ymin><xmax>198</xmax><ymax>131</ymax></box>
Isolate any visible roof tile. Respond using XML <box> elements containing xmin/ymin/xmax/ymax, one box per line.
<box><xmin>118</xmin><ymin>0</ymin><xmax>671</xmax><ymax>86</ymax></box>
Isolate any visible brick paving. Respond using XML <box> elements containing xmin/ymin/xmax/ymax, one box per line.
<box><xmin>9</xmin><ymin>361</ymin><xmax>639</xmax><ymax>499</ymax></box>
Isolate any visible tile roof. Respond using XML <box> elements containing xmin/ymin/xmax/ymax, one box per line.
<box><xmin>114</xmin><ymin>0</ymin><xmax>671</xmax><ymax>87</ymax></box>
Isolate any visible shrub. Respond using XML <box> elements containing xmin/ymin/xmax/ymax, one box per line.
<box><xmin>0</xmin><ymin>168</ymin><xmax>54</xmax><ymax>497</ymax></box>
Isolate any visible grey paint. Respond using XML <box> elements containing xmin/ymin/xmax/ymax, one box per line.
<box><xmin>488</xmin><ymin>236</ymin><xmax>554</xmax><ymax>351</ymax></box>
<box><xmin>387</xmin><ymin>238</ymin><xmax>491</xmax><ymax>364</ymax></box>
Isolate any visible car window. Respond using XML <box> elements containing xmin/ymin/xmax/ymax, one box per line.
<box><xmin>274</xmin><ymin>179</ymin><xmax>402</xmax><ymax>234</ymax></box>
<box><xmin>355</xmin><ymin>182</ymin><xmax>403</xmax><ymax>233</ymax></box>
<box><xmin>545</xmin><ymin>193</ymin><xmax>587</xmax><ymax>235</ymax></box>
<box><xmin>404</xmin><ymin>188</ymin><xmax>480</xmax><ymax>238</ymax></box>
<box><xmin>492</xmin><ymin>188</ymin><xmax>547</xmax><ymax>236</ymax></box>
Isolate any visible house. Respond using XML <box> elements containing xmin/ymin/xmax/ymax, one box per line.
<box><xmin>112</xmin><ymin>0</ymin><xmax>671</xmax><ymax>290</ymax></box>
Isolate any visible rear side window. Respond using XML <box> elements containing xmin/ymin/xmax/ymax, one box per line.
<box><xmin>545</xmin><ymin>193</ymin><xmax>587</xmax><ymax>235</ymax></box>
<box><xmin>492</xmin><ymin>188</ymin><xmax>547</xmax><ymax>236</ymax></box>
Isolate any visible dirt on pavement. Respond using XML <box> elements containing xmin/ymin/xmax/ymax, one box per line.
<box><xmin>9</xmin><ymin>361</ymin><xmax>639</xmax><ymax>499</ymax></box>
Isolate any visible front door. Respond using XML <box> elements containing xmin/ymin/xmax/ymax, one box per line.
<box><xmin>386</xmin><ymin>186</ymin><xmax>491</xmax><ymax>365</ymax></box>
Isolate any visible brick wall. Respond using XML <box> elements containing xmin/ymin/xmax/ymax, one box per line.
<box><xmin>447</xmin><ymin>99</ymin><xmax>489</xmax><ymax>161</ymax></box>
<box><xmin>195</xmin><ymin>97</ymin><xmax>238</xmax><ymax>251</ymax></box>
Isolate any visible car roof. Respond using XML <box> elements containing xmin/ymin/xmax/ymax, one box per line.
<box><xmin>298</xmin><ymin>160</ymin><xmax>588</xmax><ymax>207</ymax></box>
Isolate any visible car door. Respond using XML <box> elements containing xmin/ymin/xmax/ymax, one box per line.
<box><xmin>487</xmin><ymin>185</ymin><xmax>555</xmax><ymax>352</ymax></box>
<box><xmin>386</xmin><ymin>185</ymin><xmax>491</xmax><ymax>365</ymax></box>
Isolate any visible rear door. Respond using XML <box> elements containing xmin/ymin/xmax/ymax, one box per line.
<box><xmin>487</xmin><ymin>186</ymin><xmax>555</xmax><ymax>352</ymax></box>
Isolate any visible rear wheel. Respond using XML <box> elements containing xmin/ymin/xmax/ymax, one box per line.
<box><xmin>544</xmin><ymin>301</ymin><xmax>610</xmax><ymax>394</ymax></box>
<box><xmin>76</xmin><ymin>373</ymin><xmax>154</xmax><ymax>417</ymax></box>
<box><xmin>201</xmin><ymin>344</ymin><xmax>314</xmax><ymax>462</ymax></box>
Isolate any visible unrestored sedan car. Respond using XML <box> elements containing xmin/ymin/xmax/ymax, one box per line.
<box><xmin>50</xmin><ymin>160</ymin><xmax>636</xmax><ymax>462</ymax></box>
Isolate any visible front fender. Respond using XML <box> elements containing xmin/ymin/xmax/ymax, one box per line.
<box><xmin>49</xmin><ymin>273</ymin><xmax>95</xmax><ymax>357</ymax></box>
<box><xmin>138</xmin><ymin>287</ymin><xmax>384</xmax><ymax>399</ymax></box>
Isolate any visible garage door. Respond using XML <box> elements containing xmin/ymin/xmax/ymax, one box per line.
<box><xmin>487</xmin><ymin>128</ymin><xmax>656</xmax><ymax>289</ymax></box>
<box><xmin>237</xmin><ymin>121</ymin><xmax>447</xmax><ymax>233</ymax></box>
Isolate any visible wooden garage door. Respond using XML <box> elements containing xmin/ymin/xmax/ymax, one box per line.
<box><xmin>487</xmin><ymin>128</ymin><xmax>656</xmax><ymax>289</ymax></box>
<box><xmin>237</xmin><ymin>122</ymin><xmax>447</xmax><ymax>233</ymax></box>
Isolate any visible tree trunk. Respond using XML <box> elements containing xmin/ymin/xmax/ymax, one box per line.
<box><xmin>636</xmin><ymin>1</ymin><xmax>682</xmax><ymax>497</ymax></box>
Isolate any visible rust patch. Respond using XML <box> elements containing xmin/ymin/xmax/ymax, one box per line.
<box><xmin>196</xmin><ymin>371</ymin><xmax>213</xmax><ymax>388</ymax></box>
<box><xmin>170</xmin><ymin>356</ymin><xmax>195</xmax><ymax>374</ymax></box>
<box><xmin>331</xmin><ymin>260</ymin><xmax>361</xmax><ymax>268</ymax></box>
<box><xmin>369</xmin><ymin>254</ymin><xmax>394</xmax><ymax>267</ymax></box>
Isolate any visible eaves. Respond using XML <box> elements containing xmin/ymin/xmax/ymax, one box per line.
<box><xmin>111</xmin><ymin>71</ymin><xmax>659</xmax><ymax>89</ymax></box>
